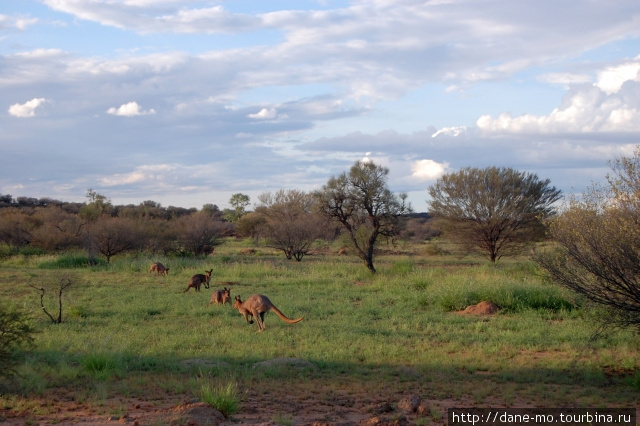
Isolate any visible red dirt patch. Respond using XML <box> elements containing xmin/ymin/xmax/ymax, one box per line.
<box><xmin>458</xmin><ymin>301</ymin><xmax>500</xmax><ymax>316</ymax></box>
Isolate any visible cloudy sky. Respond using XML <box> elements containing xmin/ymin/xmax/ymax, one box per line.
<box><xmin>2</xmin><ymin>0</ymin><xmax>639</xmax><ymax>212</ymax></box>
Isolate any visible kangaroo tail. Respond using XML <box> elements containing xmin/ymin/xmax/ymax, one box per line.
<box><xmin>270</xmin><ymin>305</ymin><xmax>304</xmax><ymax>324</ymax></box>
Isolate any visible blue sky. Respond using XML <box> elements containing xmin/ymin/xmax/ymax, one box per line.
<box><xmin>1</xmin><ymin>0</ymin><xmax>639</xmax><ymax>212</ymax></box>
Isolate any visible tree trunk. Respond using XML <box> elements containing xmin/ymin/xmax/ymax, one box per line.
<box><xmin>364</xmin><ymin>256</ymin><xmax>376</xmax><ymax>273</ymax></box>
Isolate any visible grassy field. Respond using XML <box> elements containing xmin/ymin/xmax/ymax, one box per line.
<box><xmin>0</xmin><ymin>239</ymin><xmax>639</xmax><ymax>424</ymax></box>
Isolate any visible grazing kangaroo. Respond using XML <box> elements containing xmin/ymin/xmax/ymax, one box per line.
<box><xmin>233</xmin><ymin>294</ymin><xmax>304</xmax><ymax>332</ymax></box>
<box><xmin>184</xmin><ymin>269</ymin><xmax>213</xmax><ymax>292</ymax></box>
<box><xmin>208</xmin><ymin>287</ymin><xmax>231</xmax><ymax>306</ymax></box>
<box><xmin>149</xmin><ymin>262</ymin><xmax>169</xmax><ymax>275</ymax></box>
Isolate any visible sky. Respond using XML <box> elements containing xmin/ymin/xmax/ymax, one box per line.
<box><xmin>1</xmin><ymin>0</ymin><xmax>639</xmax><ymax>212</ymax></box>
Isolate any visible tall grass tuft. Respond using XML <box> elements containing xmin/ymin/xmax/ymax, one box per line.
<box><xmin>82</xmin><ymin>353</ymin><xmax>118</xmax><ymax>380</ymax></box>
<box><xmin>197</xmin><ymin>378</ymin><xmax>239</xmax><ymax>418</ymax></box>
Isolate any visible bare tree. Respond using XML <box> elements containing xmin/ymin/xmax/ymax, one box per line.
<box><xmin>536</xmin><ymin>147</ymin><xmax>640</xmax><ymax>332</ymax></box>
<box><xmin>29</xmin><ymin>277</ymin><xmax>73</xmax><ymax>324</ymax></box>
<box><xmin>255</xmin><ymin>189</ymin><xmax>328</xmax><ymax>261</ymax></box>
<box><xmin>170</xmin><ymin>213</ymin><xmax>231</xmax><ymax>257</ymax></box>
<box><xmin>30</xmin><ymin>206</ymin><xmax>83</xmax><ymax>251</ymax></box>
<box><xmin>91</xmin><ymin>216</ymin><xmax>142</xmax><ymax>263</ymax></box>
<box><xmin>315</xmin><ymin>161</ymin><xmax>411</xmax><ymax>273</ymax></box>
<box><xmin>428</xmin><ymin>166</ymin><xmax>561</xmax><ymax>262</ymax></box>
<box><xmin>0</xmin><ymin>208</ymin><xmax>36</xmax><ymax>251</ymax></box>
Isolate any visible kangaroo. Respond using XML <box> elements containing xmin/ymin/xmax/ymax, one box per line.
<box><xmin>184</xmin><ymin>269</ymin><xmax>213</xmax><ymax>292</ymax></box>
<box><xmin>208</xmin><ymin>287</ymin><xmax>231</xmax><ymax>306</ymax></box>
<box><xmin>233</xmin><ymin>294</ymin><xmax>304</xmax><ymax>332</ymax></box>
<box><xmin>149</xmin><ymin>262</ymin><xmax>169</xmax><ymax>275</ymax></box>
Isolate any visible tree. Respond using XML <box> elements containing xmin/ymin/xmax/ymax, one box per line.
<box><xmin>79</xmin><ymin>189</ymin><xmax>113</xmax><ymax>264</ymax></box>
<box><xmin>0</xmin><ymin>208</ymin><xmax>36</xmax><ymax>251</ymax></box>
<box><xmin>29</xmin><ymin>277</ymin><xmax>73</xmax><ymax>324</ymax></box>
<box><xmin>427</xmin><ymin>166</ymin><xmax>561</xmax><ymax>262</ymax></box>
<box><xmin>170</xmin><ymin>213</ymin><xmax>231</xmax><ymax>257</ymax></box>
<box><xmin>256</xmin><ymin>189</ymin><xmax>328</xmax><ymax>261</ymax></box>
<box><xmin>30</xmin><ymin>206</ymin><xmax>83</xmax><ymax>251</ymax></box>
<box><xmin>535</xmin><ymin>147</ymin><xmax>640</xmax><ymax>332</ymax></box>
<box><xmin>315</xmin><ymin>160</ymin><xmax>411</xmax><ymax>273</ymax></box>
<box><xmin>226</xmin><ymin>193</ymin><xmax>250</xmax><ymax>222</ymax></box>
<box><xmin>91</xmin><ymin>217</ymin><xmax>142</xmax><ymax>263</ymax></box>
<box><xmin>235</xmin><ymin>212</ymin><xmax>267</xmax><ymax>241</ymax></box>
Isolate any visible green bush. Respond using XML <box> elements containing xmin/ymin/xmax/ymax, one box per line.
<box><xmin>0</xmin><ymin>304</ymin><xmax>36</xmax><ymax>378</ymax></box>
<box><xmin>38</xmin><ymin>254</ymin><xmax>108</xmax><ymax>269</ymax></box>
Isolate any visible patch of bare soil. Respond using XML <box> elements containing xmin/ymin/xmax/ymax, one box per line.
<box><xmin>1</xmin><ymin>391</ymin><xmax>460</xmax><ymax>425</ymax></box>
<box><xmin>457</xmin><ymin>301</ymin><xmax>500</xmax><ymax>316</ymax></box>
<box><xmin>0</xmin><ymin>358</ymin><xmax>457</xmax><ymax>425</ymax></box>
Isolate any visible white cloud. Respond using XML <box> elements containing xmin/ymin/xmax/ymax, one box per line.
<box><xmin>477</xmin><ymin>59</ymin><xmax>640</xmax><ymax>134</ymax></box>
<box><xmin>538</xmin><ymin>72</ymin><xmax>592</xmax><ymax>86</ymax></box>
<box><xmin>595</xmin><ymin>60</ymin><xmax>640</xmax><ymax>94</ymax></box>
<box><xmin>411</xmin><ymin>159</ymin><xmax>448</xmax><ymax>181</ymax></box>
<box><xmin>248</xmin><ymin>107</ymin><xmax>277</xmax><ymax>119</ymax></box>
<box><xmin>107</xmin><ymin>101</ymin><xmax>156</xmax><ymax>117</ymax></box>
<box><xmin>8</xmin><ymin>98</ymin><xmax>48</xmax><ymax>118</ymax></box>
<box><xmin>432</xmin><ymin>126</ymin><xmax>466</xmax><ymax>138</ymax></box>
<box><xmin>101</xmin><ymin>164</ymin><xmax>178</xmax><ymax>186</ymax></box>
<box><xmin>0</xmin><ymin>14</ymin><xmax>38</xmax><ymax>30</ymax></box>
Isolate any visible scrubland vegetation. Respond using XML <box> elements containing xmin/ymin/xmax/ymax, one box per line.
<box><xmin>2</xmin><ymin>156</ymin><xmax>640</xmax><ymax>423</ymax></box>
<box><xmin>0</xmin><ymin>239</ymin><xmax>638</xmax><ymax>423</ymax></box>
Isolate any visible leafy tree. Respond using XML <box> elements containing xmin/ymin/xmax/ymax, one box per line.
<box><xmin>428</xmin><ymin>166</ymin><xmax>561</xmax><ymax>262</ymax></box>
<box><xmin>79</xmin><ymin>188</ymin><xmax>113</xmax><ymax>221</ymax></box>
<box><xmin>78</xmin><ymin>189</ymin><xmax>113</xmax><ymax>264</ymax></box>
<box><xmin>0</xmin><ymin>194</ymin><xmax>13</xmax><ymax>207</ymax></box>
<box><xmin>536</xmin><ymin>147</ymin><xmax>640</xmax><ymax>332</ymax></box>
<box><xmin>256</xmin><ymin>189</ymin><xmax>328</xmax><ymax>261</ymax></box>
<box><xmin>225</xmin><ymin>193</ymin><xmax>250</xmax><ymax>222</ymax></box>
<box><xmin>235</xmin><ymin>212</ymin><xmax>267</xmax><ymax>241</ymax></box>
<box><xmin>201</xmin><ymin>203</ymin><xmax>221</xmax><ymax>217</ymax></box>
<box><xmin>315</xmin><ymin>160</ymin><xmax>411</xmax><ymax>273</ymax></box>
<box><xmin>0</xmin><ymin>303</ymin><xmax>35</xmax><ymax>378</ymax></box>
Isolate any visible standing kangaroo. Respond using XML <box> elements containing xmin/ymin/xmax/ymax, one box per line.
<box><xmin>209</xmin><ymin>287</ymin><xmax>231</xmax><ymax>306</ymax></box>
<box><xmin>149</xmin><ymin>262</ymin><xmax>169</xmax><ymax>275</ymax></box>
<box><xmin>184</xmin><ymin>269</ymin><xmax>213</xmax><ymax>292</ymax></box>
<box><xmin>233</xmin><ymin>294</ymin><xmax>304</xmax><ymax>332</ymax></box>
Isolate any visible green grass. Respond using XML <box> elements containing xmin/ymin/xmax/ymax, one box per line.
<box><xmin>0</xmin><ymin>239</ymin><xmax>638</xmax><ymax>420</ymax></box>
<box><xmin>196</xmin><ymin>377</ymin><xmax>239</xmax><ymax>417</ymax></box>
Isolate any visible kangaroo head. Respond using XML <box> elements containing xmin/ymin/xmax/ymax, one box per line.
<box><xmin>233</xmin><ymin>295</ymin><xmax>243</xmax><ymax>308</ymax></box>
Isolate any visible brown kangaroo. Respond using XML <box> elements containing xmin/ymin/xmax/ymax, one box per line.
<box><xmin>184</xmin><ymin>269</ymin><xmax>213</xmax><ymax>292</ymax></box>
<box><xmin>149</xmin><ymin>262</ymin><xmax>169</xmax><ymax>275</ymax></box>
<box><xmin>233</xmin><ymin>294</ymin><xmax>304</xmax><ymax>332</ymax></box>
<box><xmin>208</xmin><ymin>287</ymin><xmax>231</xmax><ymax>306</ymax></box>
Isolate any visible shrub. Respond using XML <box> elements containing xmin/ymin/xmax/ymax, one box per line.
<box><xmin>536</xmin><ymin>147</ymin><xmax>640</xmax><ymax>332</ymax></box>
<box><xmin>0</xmin><ymin>304</ymin><xmax>36</xmax><ymax>378</ymax></box>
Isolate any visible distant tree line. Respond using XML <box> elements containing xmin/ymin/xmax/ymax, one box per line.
<box><xmin>0</xmin><ymin>160</ymin><xmax>562</xmax><ymax>271</ymax></box>
<box><xmin>0</xmin><ymin>176</ymin><xmax>437</xmax><ymax>267</ymax></box>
